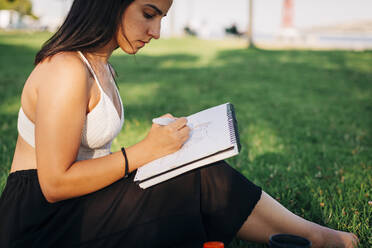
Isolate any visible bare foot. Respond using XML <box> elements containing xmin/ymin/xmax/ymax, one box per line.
<box><xmin>319</xmin><ymin>228</ymin><xmax>359</xmax><ymax>248</ymax></box>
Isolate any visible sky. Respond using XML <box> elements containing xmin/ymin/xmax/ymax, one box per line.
<box><xmin>31</xmin><ymin>0</ymin><xmax>372</xmax><ymax>36</ymax></box>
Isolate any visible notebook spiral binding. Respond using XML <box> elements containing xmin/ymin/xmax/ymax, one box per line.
<box><xmin>227</xmin><ymin>103</ymin><xmax>241</xmax><ymax>152</ymax></box>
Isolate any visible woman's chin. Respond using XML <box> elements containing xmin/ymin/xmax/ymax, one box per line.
<box><xmin>121</xmin><ymin>46</ymin><xmax>139</xmax><ymax>55</ymax></box>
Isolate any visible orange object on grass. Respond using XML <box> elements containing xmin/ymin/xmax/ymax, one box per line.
<box><xmin>203</xmin><ymin>241</ymin><xmax>224</xmax><ymax>248</ymax></box>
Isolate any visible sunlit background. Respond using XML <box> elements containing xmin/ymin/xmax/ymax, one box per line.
<box><xmin>1</xmin><ymin>0</ymin><xmax>372</xmax><ymax>49</ymax></box>
<box><xmin>0</xmin><ymin>1</ymin><xmax>371</xmax><ymax>247</ymax></box>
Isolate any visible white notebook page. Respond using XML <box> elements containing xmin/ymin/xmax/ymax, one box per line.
<box><xmin>134</xmin><ymin>104</ymin><xmax>233</xmax><ymax>181</ymax></box>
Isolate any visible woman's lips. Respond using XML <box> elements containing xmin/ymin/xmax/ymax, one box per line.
<box><xmin>138</xmin><ymin>41</ymin><xmax>146</xmax><ymax>48</ymax></box>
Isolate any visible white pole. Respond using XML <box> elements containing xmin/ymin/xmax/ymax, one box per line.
<box><xmin>169</xmin><ymin>4</ymin><xmax>175</xmax><ymax>37</ymax></box>
<box><xmin>247</xmin><ymin>0</ymin><xmax>254</xmax><ymax>48</ymax></box>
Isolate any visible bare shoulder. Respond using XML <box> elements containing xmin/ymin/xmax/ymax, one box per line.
<box><xmin>36</xmin><ymin>51</ymin><xmax>89</xmax><ymax>85</ymax></box>
<box><xmin>31</xmin><ymin>52</ymin><xmax>91</xmax><ymax>99</ymax></box>
<box><xmin>20</xmin><ymin>52</ymin><xmax>91</xmax><ymax>122</ymax></box>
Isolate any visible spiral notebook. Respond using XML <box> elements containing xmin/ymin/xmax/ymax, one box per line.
<box><xmin>134</xmin><ymin>103</ymin><xmax>241</xmax><ymax>189</ymax></box>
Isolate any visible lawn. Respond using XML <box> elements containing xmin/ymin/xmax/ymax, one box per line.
<box><xmin>0</xmin><ymin>32</ymin><xmax>371</xmax><ymax>247</ymax></box>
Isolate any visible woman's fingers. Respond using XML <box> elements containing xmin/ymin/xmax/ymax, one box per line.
<box><xmin>144</xmin><ymin>115</ymin><xmax>192</xmax><ymax>158</ymax></box>
<box><xmin>179</xmin><ymin>125</ymin><xmax>191</xmax><ymax>142</ymax></box>
<box><xmin>159</xmin><ymin>113</ymin><xmax>175</xmax><ymax>118</ymax></box>
<box><xmin>168</xmin><ymin>117</ymin><xmax>187</xmax><ymax>130</ymax></box>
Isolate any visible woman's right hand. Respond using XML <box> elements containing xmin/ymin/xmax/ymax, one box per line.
<box><xmin>143</xmin><ymin>114</ymin><xmax>190</xmax><ymax>160</ymax></box>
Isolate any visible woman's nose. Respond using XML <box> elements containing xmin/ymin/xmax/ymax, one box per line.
<box><xmin>148</xmin><ymin>21</ymin><xmax>161</xmax><ymax>40</ymax></box>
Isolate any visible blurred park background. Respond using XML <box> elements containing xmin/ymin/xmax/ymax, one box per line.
<box><xmin>0</xmin><ymin>0</ymin><xmax>371</xmax><ymax>247</ymax></box>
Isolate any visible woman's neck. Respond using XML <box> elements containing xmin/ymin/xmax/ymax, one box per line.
<box><xmin>85</xmin><ymin>38</ymin><xmax>118</xmax><ymax>64</ymax></box>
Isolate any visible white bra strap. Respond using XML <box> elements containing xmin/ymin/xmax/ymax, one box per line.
<box><xmin>77</xmin><ymin>51</ymin><xmax>104</xmax><ymax>92</ymax></box>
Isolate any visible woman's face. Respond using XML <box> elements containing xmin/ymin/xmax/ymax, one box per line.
<box><xmin>116</xmin><ymin>0</ymin><xmax>173</xmax><ymax>54</ymax></box>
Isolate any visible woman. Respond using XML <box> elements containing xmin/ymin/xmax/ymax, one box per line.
<box><xmin>0</xmin><ymin>0</ymin><xmax>359</xmax><ymax>247</ymax></box>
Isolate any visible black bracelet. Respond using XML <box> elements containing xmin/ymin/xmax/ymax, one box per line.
<box><xmin>121</xmin><ymin>147</ymin><xmax>129</xmax><ymax>178</ymax></box>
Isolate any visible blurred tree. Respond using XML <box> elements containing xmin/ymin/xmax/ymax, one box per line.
<box><xmin>0</xmin><ymin>0</ymin><xmax>33</xmax><ymax>16</ymax></box>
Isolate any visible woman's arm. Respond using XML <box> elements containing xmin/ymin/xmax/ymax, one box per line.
<box><xmin>35</xmin><ymin>53</ymin><xmax>189</xmax><ymax>203</ymax></box>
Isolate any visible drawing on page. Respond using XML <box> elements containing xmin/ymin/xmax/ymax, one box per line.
<box><xmin>184</xmin><ymin>121</ymin><xmax>212</xmax><ymax>148</ymax></box>
<box><xmin>155</xmin><ymin>121</ymin><xmax>213</xmax><ymax>170</ymax></box>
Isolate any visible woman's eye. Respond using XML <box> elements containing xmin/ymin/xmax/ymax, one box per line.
<box><xmin>143</xmin><ymin>13</ymin><xmax>154</xmax><ymax>19</ymax></box>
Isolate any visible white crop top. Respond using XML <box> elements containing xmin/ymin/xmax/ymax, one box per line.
<box><xmin>17</xmin><ymin>51</ymin><xmax>124</xmax><ymax>161</ymax></box>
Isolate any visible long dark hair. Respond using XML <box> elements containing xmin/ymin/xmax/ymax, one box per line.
<box><xmin>35</xmin><ymin>0</ymin><xmax>135</xmax><ymax>65</ymax></box>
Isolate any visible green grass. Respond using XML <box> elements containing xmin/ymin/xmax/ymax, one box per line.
<box><xmin>0</xmin><ymin>31</ymin><xmax>371</xmax><ymax>247</ymax></box>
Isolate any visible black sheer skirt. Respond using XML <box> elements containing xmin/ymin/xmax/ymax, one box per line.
<box><xmin>0</xmin><ymin>161</ymin><xmax>262</xmax><ymax>248</ymax></box>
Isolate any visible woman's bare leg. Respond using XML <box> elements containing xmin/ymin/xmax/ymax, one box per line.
<box><xmin>237</xmin><ymin>191</ymin><xmax>359</xmax><ymax>248</ymax></box>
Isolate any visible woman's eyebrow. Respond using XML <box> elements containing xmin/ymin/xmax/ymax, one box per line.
<box><xmin>144</xmin><ymin>4</ymin><xmax>166</xmax><ymax>16</ymax></box>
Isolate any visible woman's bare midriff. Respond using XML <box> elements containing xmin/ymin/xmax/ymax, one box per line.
<box><xmin>10</xmin><ymin>136</ymin><xmax>37</xmax><ymax>173</ymax></box>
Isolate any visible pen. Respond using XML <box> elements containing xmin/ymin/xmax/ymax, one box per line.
<box><xmin>152</xmin><ymin>117</ymin><xmax>177</xmax><ymax>126</ymax></box>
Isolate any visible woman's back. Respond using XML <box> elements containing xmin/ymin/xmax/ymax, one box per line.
<box><xmin>11</xmin><ymin>51</ymin><xmax>123</xmax><ymax>172</ymax></box>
